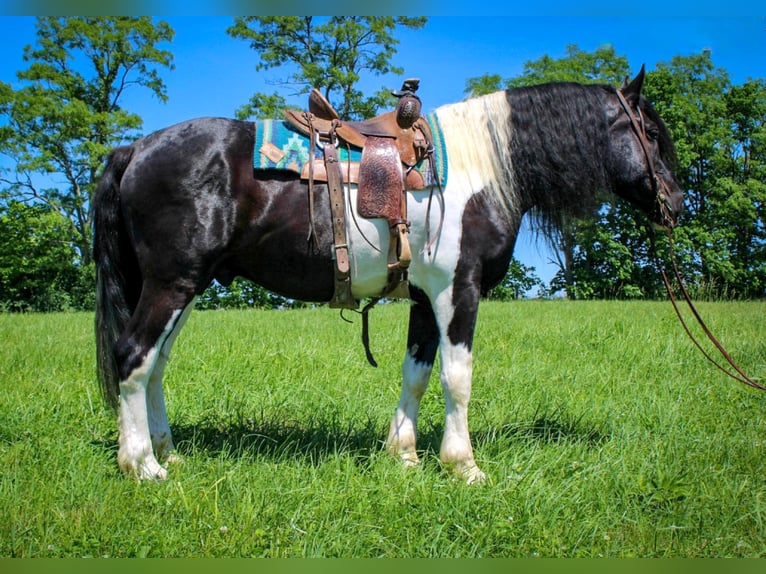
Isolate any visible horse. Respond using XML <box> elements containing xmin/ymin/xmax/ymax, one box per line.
<box><xmin>93</xmin><ymin>67</ymin><xmax>683</xmax><ymax>483</ymax></box>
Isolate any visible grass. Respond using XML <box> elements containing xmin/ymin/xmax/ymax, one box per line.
<box><xmin>0</xmin><ymin>300</ymin><xmax>765</xmax><ymax>557</ymax></box>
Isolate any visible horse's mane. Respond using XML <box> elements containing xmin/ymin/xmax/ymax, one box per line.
<box><xmin>507</xmin><ymin>82</ymin><xmax>615</xmax><ymax>238</ymax></box>
<box><xmin>434</xmin><ymin>91</ymin><xmax>518</xmax><ymax>219</ymax></box>
<box><xmin>435</xmin><ymin>82</ymin><xmax>676</xmax><ymax>242</ymax></box>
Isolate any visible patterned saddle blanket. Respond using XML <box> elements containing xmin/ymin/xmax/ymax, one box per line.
<box><xmin>253</xmin><ymin>115</ymin><xmax>448</xmax><ymax>188</ymax></box>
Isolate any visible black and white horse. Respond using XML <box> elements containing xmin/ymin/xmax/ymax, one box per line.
<box><xmin>94</xmin><ymin>68</ymin><xmax>683</xmax><ymax>483</ymax></box>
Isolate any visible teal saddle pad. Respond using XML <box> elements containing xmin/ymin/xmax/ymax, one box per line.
<box><xmin>253</xmin><ymin>114</ymin><xmax>448</xmax><ymax>188</ymax></box>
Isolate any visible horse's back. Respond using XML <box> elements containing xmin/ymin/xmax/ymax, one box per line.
<box><xmin>124</xmin><ymin>117</ymin><xmax>253</xmax><ymax>177</ymax></box>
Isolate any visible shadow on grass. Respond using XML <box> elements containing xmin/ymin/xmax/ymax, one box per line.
<box><xmin>170</xmin><ymin>412</ymin><xmax>386</xmax><ymax>467</ymax></box>
<box><xmin>144</xmin><ymin>403</ymin><xmax>610</xmax><ymax>469</ymax></box>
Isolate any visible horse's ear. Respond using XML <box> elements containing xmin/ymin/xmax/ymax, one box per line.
<box><xmin>621</xmin><ymin>64</ymin><xmax>646</xmax><ymax>103</ymax></box>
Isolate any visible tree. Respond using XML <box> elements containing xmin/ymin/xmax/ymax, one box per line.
<box><xmin>645</xmin><ymin>53</ymin><xmax>766</xmax><ymax>298</ymax></box>
<box><xmin>485</xmin><ymin>259</ymin><xmax>544</xmax><ymax>300</ymax></box>
<box><xmin>196</xmin><ymin>278</ymin><xmax>292</xmax><ymax>310</ymax></box>
<box><xmin>0</xmin><ymin>17</ymin><xmax>174</xmax><ymax>268</ymax></box>
<box><xmin>227</xmin><ymin>16</ymin><xmax>427</xmax><ymax>120</ymax></box>
<box><xmin>464</xmin><ymin>74</ymin><xmax>503</xmax><ymax>98</ymax></box>
<box><xmin>466</xmin><ymin>44</ymin><xmax>630</xmax><ymax>96</ymax></box>
<box><xmin>0</xmin><ymin>201</ymin><xmax>82</xmax><ymax>311</ymax></box>
<box><xmin>548</xmin><ymin>203</ymin><xmax>664</xmax><ymax>300</ymax></box>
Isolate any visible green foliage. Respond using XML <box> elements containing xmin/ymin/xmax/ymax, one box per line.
<box><xmin>485</xmin><ymin>257</ymin><xmax>543</xmax><ymax>300</ymax></box>
<box><xmin>465</xmin><ymin>44</ymin><xmax>630</xmax><ymax>96</ymax></box>
<box><xmin>645</xmin><ymin>54</ymin><xmax>766</xmax><ymax>299</ymax></box>
<box><xmin>0</xmin><ymin>201</ymin><xmax>93</xmax><ymax>311</ymax></box>
<box><xmin>2</xmin><ymin>23</ymin><xmax>764</xmax><ymax>310</ymax></box>
<box><xmin>197</xmin><ymin>279</ymin><xmax>293</xmax><ymax>310</ymax></box>
<box><xmin>508</xmin><ymin>43</ymin><xmax>631</xmax><ymax>87</ymax></box>
<box><xmin>233</xmin><ymin>91</ymin><xmax>289</xmax><ymax>121</ymax></box>
<box><xmin>464</xmin><ymin>73</ymin><xmax>503</xmax><ymax>98</ymax></box>
<box><xmin>549</xmin><ymin>204</ymin><xmax>665</xmax><ymax>300</ymax></box>
<box><xmin>1</xmin><ymin>302</ymin><xmax>765</xmax><ymax>556</ymax></box>
<box><xmin>0</xmin><ymin>17</ymin><xmax>174</xmax><ymax>267</ymax></box>
<box><xmin>227</xmin><ymin>16</ymin><xmax>427</xmax><ymax>120</ymax></box>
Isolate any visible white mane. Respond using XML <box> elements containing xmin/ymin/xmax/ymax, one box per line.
<box><xmin>435</xmin><ymin>91</ymin><xmax>518</xmax><ymax>218</ymax></box>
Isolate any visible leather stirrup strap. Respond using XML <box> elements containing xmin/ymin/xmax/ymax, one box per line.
<box><xmin>305</xmin><ymin>113</ymin><xmax>319</xmax><ymax>246</ymax></box>
<box><xmin>324</xmin><ymin>131</ymin><xmax>357</xmax><ymax>309</ymax></box>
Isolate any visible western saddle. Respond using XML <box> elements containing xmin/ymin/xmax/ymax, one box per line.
<box><xmin>284</xmin><ymin>79</ymin><xmax>436</xmax><ymax>309</ymax></box>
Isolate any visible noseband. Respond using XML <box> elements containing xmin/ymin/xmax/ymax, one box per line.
<box><xmin>615</xmin><ymin>89</ymin><xmax>676</xmax><ymax>228</ymax></box>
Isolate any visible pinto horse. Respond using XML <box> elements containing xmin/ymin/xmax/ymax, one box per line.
<box><xmin>94</xmin><ymin>68</ymin><xmax>683</xmax><ymax>483</ymax></box>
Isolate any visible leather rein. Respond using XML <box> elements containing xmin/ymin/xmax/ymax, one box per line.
<box><xmin>616</xmin><ymin>89</ymin><xmax>765</xmax><ymax>392</ymax></box>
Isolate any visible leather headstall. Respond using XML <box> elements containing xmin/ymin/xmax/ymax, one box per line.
<box><xmin>615</xmin><ymin>89</ymin><xmax>676</xmax><ymax>229</ymax></box>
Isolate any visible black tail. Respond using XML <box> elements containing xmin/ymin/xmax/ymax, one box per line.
<box><xmin>94</xmin><ymin>146</ymin><xmax>137</xmax><ymax>410</ymax></box>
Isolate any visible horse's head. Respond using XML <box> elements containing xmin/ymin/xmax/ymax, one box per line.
<box><xmin>607</xmin><ymin>66</ymin><xmax>684</xmax><ymax>229</ymax></box>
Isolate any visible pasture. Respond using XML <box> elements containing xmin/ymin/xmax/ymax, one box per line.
<box><xmin>1</xmin><ymin>300</ymin><xmax>764</xmax><ymax>557</ymax></box>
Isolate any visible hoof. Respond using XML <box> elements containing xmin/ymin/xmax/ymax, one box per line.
<box><xmin>441</xmin><ymin>460</ymin><xmax>487</xmax><ymax>485</ymax></box>
<box><xmin>134</xmin><ymin>463</ymin><xmax>168</xmax><ymax>482</ymax></box>
<box><xmin>398</xmin><ymin>451</ymin><xmax>421</xmax><ymax>468</ymax></box>
<box><xmin>120</xmin><ymin>455</ymin><xmax>169</xmax><ymax>481</ymax></box>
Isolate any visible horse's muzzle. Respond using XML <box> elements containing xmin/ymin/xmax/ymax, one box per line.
<box><xmin>656</xmin><ymin>181</ymin><xmax>684</xmax><ymax>230</ymax></box>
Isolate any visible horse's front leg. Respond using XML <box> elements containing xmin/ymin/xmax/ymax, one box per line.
<box><xmin>386</xmin><ymin>289</ymin><xmax>439</xmax><ymax>466</ymax></box>
<box><xmin>436</xmin><ymin>285</ymin><xmax>486</xmax><ymax>484</ymax></box>
<box><xmin>438</xmin><ymin>337</ymin><xmax>484</xmax><ymax>484</ymax></box>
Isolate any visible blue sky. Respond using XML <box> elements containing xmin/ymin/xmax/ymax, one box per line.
<box><xmin>1</xmin><ymin>10</ymin><xmax>764</xmax><ymax>288</ymax></box>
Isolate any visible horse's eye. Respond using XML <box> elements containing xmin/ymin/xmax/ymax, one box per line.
<box><xmin>646</xmin><ymin>127</ymin><xmax>659</xmax><ymax>141</ymax></box>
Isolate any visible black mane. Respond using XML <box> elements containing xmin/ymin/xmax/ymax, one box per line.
<box><xmin>508</xmin><ymin>82</ymin><xmax>616</xmax><ymax>236</ymax></box>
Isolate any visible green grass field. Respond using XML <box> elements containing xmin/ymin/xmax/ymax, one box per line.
<box><xmin>1</xmin><ymin>300</ymin><xmax>764</xmax><ymax>557</ymax></box>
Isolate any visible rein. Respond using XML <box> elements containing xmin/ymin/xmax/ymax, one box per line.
<box><xmin>616</xmin><ymin>89</ymin><xmax>764</xmax><ymax>392</ymax></box>
<box><xmin>649</xmin><ymin>228</ymin><xmax>765</xmax><ymax>391</ymax></box>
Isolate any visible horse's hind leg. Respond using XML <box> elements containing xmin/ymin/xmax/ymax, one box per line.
<box><xmin>146</xmin><ymin>298</ymin><xmax>196</xmax><ymax>465</ymax></box>
<box><xmin>115</xmin><ymin>285</ymin><xmax>195</xmax><ymax>480</ymax></box>
<box><xmin>386</xmin><ymin>289</ymin><xmax>439</xmax><ymax>466</ymax></box>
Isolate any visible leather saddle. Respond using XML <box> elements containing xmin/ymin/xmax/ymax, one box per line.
<box><xmin>284</xmin><ymin>80</ymin><xmax>434</xmax><ymax>189</ymax></box>
<box><xmin>283</xmin><ymin>79</ymin><xmax>436</xmax><ymax>309</ymax></box>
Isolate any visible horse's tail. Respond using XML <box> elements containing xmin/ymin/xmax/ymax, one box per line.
<box><xmin>94</xmin><ymin>145</ymin><xmax>137</xmax><ymax>410</ymax></box>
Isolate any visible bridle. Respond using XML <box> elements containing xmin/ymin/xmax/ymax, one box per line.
<box><xmin>615</xmin><ymin>88</ymin><xmax>677</xmax><ymax>229</ymax></box>
<box><xmin>616</xmin><ymin>89</ymin><xmax>764</xmax><ymax>391</ymax></box>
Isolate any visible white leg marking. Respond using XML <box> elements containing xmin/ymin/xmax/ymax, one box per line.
<box><xmin>439</xmin><ymin>342</ymin><xmax>485</xmax><ymax>484</ymax></box>
<box><xmin>386</xmin><ymin>351</ymin><xmax>433</xmax><ymax>466</ymax></box>
<box><xmin>118</xmin><ymin>308</ymin><xmax>183</xmax><ymax>480</ymax></box>
<box><xmin>147</xmin><ymin>299</ymin><xmax>195</xmax><ymax>464</ymax></box>
<box><xmin>118</xmin><ymin>346</ymin><xmax>166</xmax><ymax>480</ymax></box>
